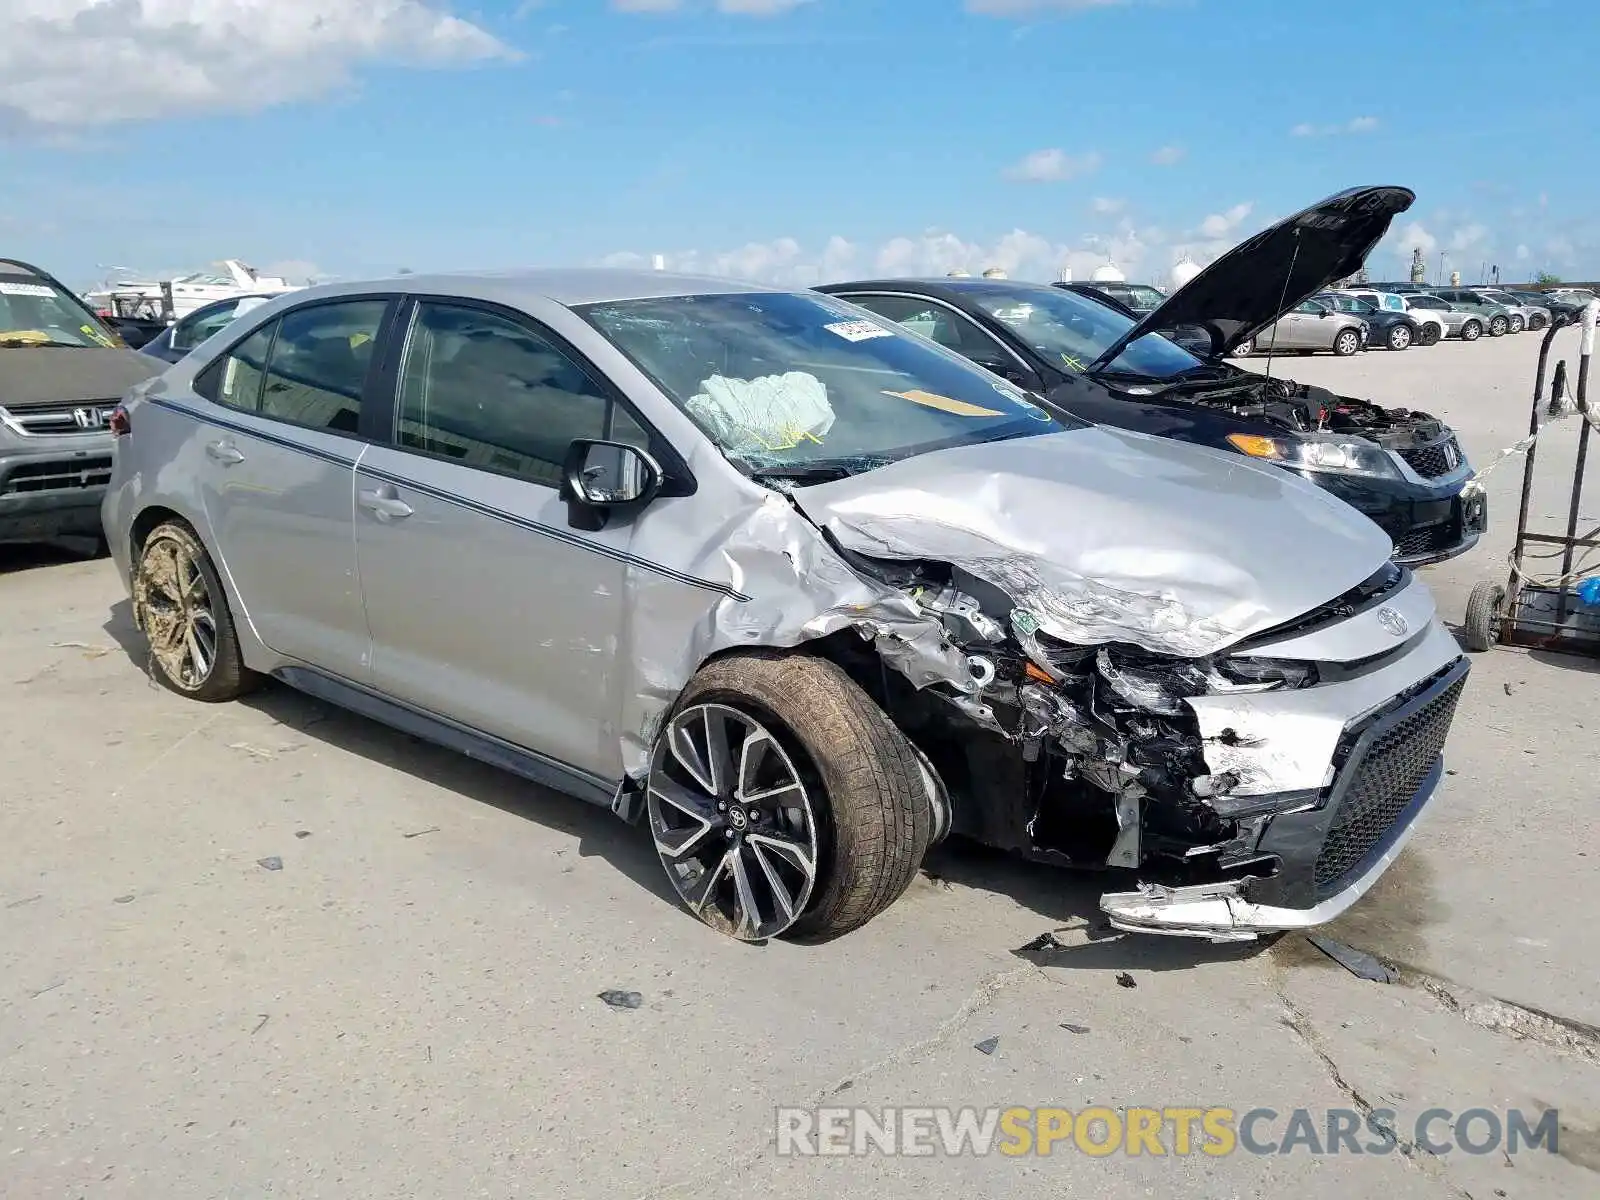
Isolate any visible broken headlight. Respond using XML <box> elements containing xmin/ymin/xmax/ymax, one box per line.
<box><xmin>1226</xmin><ymin>432</ymin><xmax>1400</xmax><ymax>480</ymax></box>
<box><xmin>1095</xmin><ymin>649</ymin><xmax>1209</xmax><ymax>715</ymax></box>
<box><xmin>1211</xmin><ymin>656</ymin><xmax>1319</xmax><ymax>691</ymax></box>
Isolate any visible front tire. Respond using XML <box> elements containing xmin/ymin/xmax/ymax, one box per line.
<box><xmin>132</xmin><ymin>521</ymin><xmax>257</xmax><ymax>701</ymax></box>
<box><xmin>1232</xmin><ymin>337</ymin><xmax>1254</xmax><ymax>357</ymax></box>
<box><xmin>647</xmin><ymin>653</ymin><xmax>935</xmax><ymax>943</ymax></box>
<box><xmin>1490</xmin><ymin>315</ymin><xmax>1509</xmax><ymax>336</ymax></box>
<box><xmin>1418</xmin><ymin>323</ymin><xmax>1442</xmax><ymax>346</ymax></box>
<box><xmin>1460</xmin><ymin>319</ymin><xmax>1482</xmax><ymax>341</ymax></box>
<box><xmin>1333</xmin><ymin>328</ymin><xmax>1362</xmax><ymax>357</ymax></box>
<box><xmin>1509</xmin><ymin>314</ymin><xmax>1526</xmax><ymax>334</ymax></box>
<box><xmin>1387</xmin><ymin>324</ymin><xmax>1413</xmax><ymax>351</ymax></box>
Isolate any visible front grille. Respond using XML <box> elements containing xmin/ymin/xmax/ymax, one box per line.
<box><xmin>1397</xmin><ymin>436</ymin><xmax>1462</xmax><ymax>478</ymax></box>
<box><xmin>1393</xmin><ymin>522</ymin><xmax>1459</xmax><ymax>559</ymax></box>
<box><xmin>0</xmin><ymin>457</ymin><xmax>113</xmax><ymax>496</ymax></box>
<box><xmin>0</xmin><ymin>401</ymin><xmax>116</xmax><ymax>437</ymax></box>
<box><xmin>1313</xmin><ymin>673</ymin><xmax>1466</xmax><ymax>895</ymax></box>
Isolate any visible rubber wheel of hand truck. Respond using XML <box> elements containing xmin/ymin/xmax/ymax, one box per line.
<box><xmin>1463</xmin><ymin>582</ymin><xmax>1505</xmax><ymax>653</ymax></box>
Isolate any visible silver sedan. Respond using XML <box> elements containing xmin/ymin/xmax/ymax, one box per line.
<box><xmin>102</xmin><ymin>269</ymin><xmax>1468</xmax><ymax>944</ymax></box>
<box><xmin>1233</xmin><ymin>298</ymin><xmax>1367</xmax><ymax>356</ymax></box>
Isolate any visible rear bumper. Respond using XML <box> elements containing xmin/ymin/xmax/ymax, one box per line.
<box><xmin>0</xmin><ymin>445</ymin><xmax>112</xmax><ymax>543</ymax></box>
<box><xmin>1102</xmin><ymin>654</ymin><xmax>1469</xmax><ymax>940</ymax></box>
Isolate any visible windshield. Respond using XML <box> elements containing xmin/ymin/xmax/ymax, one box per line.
<box><xmin>0</xmin><ymin>270</ymin><xmax>121</xmax><ymax>348</ymax></box>
<box><xmin>1408</xmin><ymin>295</ymin><xmax>1446</xmax><ymax>309</ymax></box>
<box><xmin>1116</xmin><ymin>284</ymin><xmax>1165</xmax><ymax>312</ymax></box>
<box><xmin>578</xmin><ymin>291</ymin><xmax>1077</xmax><ymax>476</ymax></box>
<box><xmin>1326</xmin><ymin>295</ymin><xmax>1376</xmax><ymax>314</ymax></box>
<box><xmin>963</xmin><ymin>283</ymin><xmax>1204</xmax><ymax>378</ymax></box>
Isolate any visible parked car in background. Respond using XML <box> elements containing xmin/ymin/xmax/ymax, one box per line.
<box><xmin>1546</xmin><ymin>287</ymin><xmax>1597</xmax><ymax>308</ymax></box>
<box><xmin>1472</xmin><ymin>289</ymin><xmax>1550</xmax><ymax>331</ymax></box>
<box><xmin>820</xmin><ymin>186</ymin><xmax>1485</xmax><ymax>569</ymax></box>
<box><xmin>1237</xmin><ymin>298</ymin><xmax>1369</xmax><ymax>357</ymax></box>
<box><xmin>1313</xmin><ymin>293</ymin><xmax>1422</xmax><ymax>351</ymax></box>
<box><xmin>1428</xmin><ymin>288</ymin><xmax>1518</xmax><ymax>335</ymax></box>
<box><xmin>1500</xmin><ymin>289</ymin><xmax>1583</xmax><ymax>327</ymax></box>
<box><xmin>1339</xmin><ymin>289</ymin><xmax>1445</xmax><ymax>345</ymax></box>
<box><xmin>1</xmin><ymin>258</ymin><xmax>163</xmax><ymax>548</ymax></box>
<box><xmin>1069</xmin><ymin>280</ymin><xmax>1166</xmax><ymax>314</ymax></box>
<box><xmin>102</xmin><ymin>266</ymin><xmax>1471</xmax><ymax>945</ymax></box>
<box><xmin>139</xmin><ymin>294</ymin><xmax>276</xmax><ymax>364</ymax></box>
<box><xmin>1397</xmin><ymin>292</ymin><xmax>1489</xmax><ymax>341</ymax></box>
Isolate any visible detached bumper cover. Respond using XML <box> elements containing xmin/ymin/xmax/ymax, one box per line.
<box><xmin>1101</xmin><ymin>652</ymin><xmax>1469</xmax><ymax>940</ymax></box>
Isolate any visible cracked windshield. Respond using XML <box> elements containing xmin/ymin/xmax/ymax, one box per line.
<box><xmin>581</xmin><ymin>291</ymin><xmax>1073</xmax><ymax>478</ymax></box>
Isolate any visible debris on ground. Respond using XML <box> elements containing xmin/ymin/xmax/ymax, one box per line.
<box><xmin>973</xmin><ymin>1036</ymin><xmax>1000</xmax><ymax>1055</ymax></box>
<box><xmin>294</xmin><ymin>830</ymin><xmax>312</xmax><ymax>839</ymax></box>
<box><xmin>1059</xmin><ymin>1022</ymin><xmax>1090</xmax><ymax>1034</ymax></box>
<box><xmin>113</xmin><ymin>894</ymin><xmax>135</xmax><ymax>904</ymax></box>
<box><xmin>1306</xmin><ymin>935</ymin><xmax>1398</xmax><ymax>984</ymax></box>
<box><xmin>229</xmin><ymin>743</ymin><xmax>277</xmax><ymax>759</ymax></box>
<box><xmin>1503</xmin><ymin>682</ymin><xmax>1515</xmax><ymax>696</ymax></box>
<box><xmin>1115</xmin><ymin>972</ymin><xmax>1137</xmax><ymax>989</ymax></box>
<box><xmin>257</xmin><ymin>856</ymin><xmax>283</xmax><ymax>872</ymax></box>
<box><xmin>251</xmin><ymin>1014</ymin><xmax>270</xmax><ymax>1035</ymax></box>
<box><xmin>403</xmin><ymin>827</ymin><xmax>440</xmax><ymax>839</ymax></box>
<box><xmin>51</xmin><ymin>641</ymin><xmax>112</xmax><ymax>659</ymax></box>
<box><xmin>7</xmin><ymin>894</ymin><xmax>43</xmax><ymax>908</ymax></box>
<box><xmin>1016</xmin><ymin>931</ymin><xmax>1064</xmax><ymax>954</ymax></box>
<box><xmin>598</xmin><ymin>990</ymin><xmax>643</xmax><ymax>1010</ymax></box>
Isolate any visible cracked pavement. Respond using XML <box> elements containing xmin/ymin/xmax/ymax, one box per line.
<box><xmin>3</xmin><ymin>330</ymin><xmax>1598</xmax><ymax>1197</ymax></box>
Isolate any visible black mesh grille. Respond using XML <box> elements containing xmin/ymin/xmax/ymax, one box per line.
<box><xmin>1393</xmin><ymin>522</ymin><xmax>1459</xmax><ymax>559</ymax></box>
<box><xmin>0</xmin><ymin>457</ymin><xmax>113</xmax><ymax>495</ymax></box>
<box><xmin>1397</xmin><ymin>437</ymin><xmax>1461</xmax><ymax>479</ymax></box>
<box><xmin>1314</xmin><ymin>673</ymin><xmax>1466</xmax><ymax>895</ymax></box>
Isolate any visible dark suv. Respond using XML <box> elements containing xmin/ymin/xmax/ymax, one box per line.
<box><xmin>1</xmin><ymin>259</ymin><xmax>163</xmax><ymax>548</ymax></box>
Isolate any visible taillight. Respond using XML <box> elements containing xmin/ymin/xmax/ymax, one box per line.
<box><xmin>108</xmin><ymin>404</ymin><xmax>131</xmax><ymax>437</ymax></box>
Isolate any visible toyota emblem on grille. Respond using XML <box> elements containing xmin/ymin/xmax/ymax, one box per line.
<box><xmin>1376</xmin><ymin>607</ymin><xmax>1409</xmax><ymax>637</ymax></box>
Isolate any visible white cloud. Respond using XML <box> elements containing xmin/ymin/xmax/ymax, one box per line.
<box><xmin>1</xmin><ymin>0</ymin><xmax>514</xmax><ymax>130</ymax></box>
<box><xmin>598</xmin><ymin>217</ymin><xmax>1261</xmax><ymax>289</ymax></box>
<box><xmin>1003</xmin><ymin>148</ymin><xmax>1103</xmax><ymax>183</ymax></box>
<box><xmin>1450</xmin><ymin>223</ymin><xmax>1489</xmax><ymax>253</ymax></box>
<box><xmin>1290</xmin><ymin>116</ymin><xmax>1380</xmax><ymax>137</ymax></box>
<box><xmin>1516</xmin><ymin>244</ymin><xmax>1530</xmax><ymax>261</ymax></box>
<box><xmin>1090</xmin><ymin>197</ymin><xmax>1125</xmax><ymax>215</ymax></box>
<box><xmin>1198</xmin><ymin>202</ymin><xmax>1253</xmax><ymax>239</ymax></box>
<box><xmin>1392</xmin><ymin>221</ymin><xmax>1438</xmax><ymax>259</ymax></box>
<box><xmin>612</xmin><ymin>0</ymin><xmax>811</xmax><ymax>11</ymax></box>
<box><xmin>1150</xmin><ymin>144</ymin><xmax>1185</xmax><ymax>165</ymax></box>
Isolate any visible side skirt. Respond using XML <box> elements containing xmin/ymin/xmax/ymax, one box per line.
<box><xmin>274</xmin><ymin>665</ymin><xmax>622</xmax><ymax>812</ymax></box>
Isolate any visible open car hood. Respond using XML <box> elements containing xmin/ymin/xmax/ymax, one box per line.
<box><xmin>1087</xmin><ymin>185</ymin><xmax>1416</xmax><ymax>367</ymax></box>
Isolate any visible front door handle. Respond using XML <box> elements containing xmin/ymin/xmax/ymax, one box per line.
<box><xmin>205</xmin><ymin>440</ymin><xmax>245</xmax><ymax>465</ymax></box>
<box><xmin>358</xmin><ymin>488</ymin><xmax>414</xmax><ymax>522</ymax></box>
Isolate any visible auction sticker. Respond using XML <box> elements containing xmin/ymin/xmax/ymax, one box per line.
<box><xmin>0</xmin><ymin>282</ymin><xmax>55</xmax><ymax>297</ymax></box>
<box><xmin>824</xmin><ymin>319</ymin><xmax>893</xmax><ymax>342</ymax></box>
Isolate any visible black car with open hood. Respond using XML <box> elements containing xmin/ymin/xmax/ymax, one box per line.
<box><xmin>817</xmin><ymin>185</ymin><xmax>1485</xmax><ymax>568</ymax></box>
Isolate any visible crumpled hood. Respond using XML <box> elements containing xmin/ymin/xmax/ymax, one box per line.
<box><xmin>0</xmin><ymin>347</ymin><xmax>164</xmax><ymax>407</ymax></box>
<box><xmin>1089</xmin><ymin>185</ymin><xmax>1416</xmax><ymax>364</ymax></box>
<box><xmin>791</xmin><ymin>426</ymin><xmax>1394</xmax><ymax>658</ymax></box>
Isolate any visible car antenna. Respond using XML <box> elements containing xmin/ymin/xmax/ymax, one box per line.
<box><xmin>1259</xmin><ymin>229</ymin><xmax>1302</xmax><ymax>387</ymax></box>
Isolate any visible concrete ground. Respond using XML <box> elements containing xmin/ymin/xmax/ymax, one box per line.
<box><xmin>3</xmin><ymin>327</ymin><xmax>1598</xmax><ymax>1198</ymax></box>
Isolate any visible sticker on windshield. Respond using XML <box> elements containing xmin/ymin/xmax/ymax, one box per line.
<box><xmin>991</xmin><ymin>381</ymin><xmax>1025</xmax><ymax>402</ymax></box>
<box><xmin>0</xmin><ymin>282</ymin><xmax>55</xmax><ymax>298</ymax></box>
<box><xmin>882</xmin><ymin>388</ymin><xmax>1005</xmax><ymax>418</ymax></box>
<box><xmin>1060</xmin><ymin>353</ymin><xmax>1086</xmax><ymax>371</ymax></box>
<box><xmin>823</xmin><ymin>319</ymin><xmax>892</xmax><ymax>343</ymax></box>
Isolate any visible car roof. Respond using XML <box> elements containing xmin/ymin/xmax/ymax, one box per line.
<box><xmin>269</xmin><ymin>267</ymin><xmax>782</xmax><ymax>310</ymax></box>
<box><xmin>819</xmin><ymin>277</ymin><xmax>1064</xmax><ymax>299</ymax></box>
<box><xmin>0</xmin><ymin>259</ymin><xmax>48</xmax><ymax>279</ymax></box>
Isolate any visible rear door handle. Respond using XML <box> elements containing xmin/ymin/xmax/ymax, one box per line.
<box><xmin>205</xmin><ymin>440</ymin><xmax>244</xmax><ymax>465</ymax></box>
<box><xmin>358</xmin><ymin>487</ymin><xmax>414</xmax><ymax>522</ymax></box>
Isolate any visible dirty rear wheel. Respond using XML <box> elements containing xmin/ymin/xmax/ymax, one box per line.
<box><xmin>133</xmin><ymin>521</ymin><xmax>258</xmax><ymax>701</ymax></box>
<box><xmin>647</xmin><ymin>653</ymin><xmax>934</xmax><ymax>943</ymax></box>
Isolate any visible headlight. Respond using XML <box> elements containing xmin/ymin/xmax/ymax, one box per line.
<box><xmin>1226</xmin><ymin>432</ymin><xmax>1400</xmax><ymax>479</ymax></box>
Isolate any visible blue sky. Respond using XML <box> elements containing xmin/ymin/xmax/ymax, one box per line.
<box><xmin>4</xmin><ymin>0</ymin><xmax>1597</xmax><ymax>289</ymax></box>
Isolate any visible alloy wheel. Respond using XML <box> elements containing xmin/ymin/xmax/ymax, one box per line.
<box><xmin>1388</xmin><ymin>325</ymin><xmax>1412</xmax><ymax>350</ymax></box>
<box><xmin>1510</xmin><ymin>315</ymin><xmax>1525</xmax><ymax>334</ymax></box>
<box><xmin>1461</xmin><ymin>321</ymin><xmax>1481</xmax><ymax>341</ymax></box>
<box><xmin>648</xmin><ymin>702</ymin><xmax>820</xmax><ymax>941</ymax></box>
<box><xmin>135</xmin><ymin>533</ymin><xmax>219</xmax><ymax>691</ymax></box>
<box><xmin>1335</xmin><ymin>330</ymin><xmax>1361</xmax><ymax>356</ymax></box>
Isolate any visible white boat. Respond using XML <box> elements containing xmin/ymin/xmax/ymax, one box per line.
<box><xmin>85</xmin><ymin>260</ymin><xmax>305</xmax><ymax>322</ymax></box>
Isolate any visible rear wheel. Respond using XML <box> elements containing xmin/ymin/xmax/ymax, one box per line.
<box><xmin>1490</xmin><ymin>315</ymin><xmax>1509</xmax><ymax>336</ymax></box>
<box><xmin>1418</xmin><ymin>323</ymin><xmax>1442</xmax><ymax>346</ymax></box>
<box><xmin>1529</xmin><ymin>314</ymin><xmax>1548</xmax><ymax>331</ymax></box>
<box><xmin>647</xmin><ymin>653</ymin><xmax>935</xmax><ymax>943</ymax></box>
<box><xmin>132</xmin><ymin>521</ymin><xmax>258</xmax><ymax>701</ymax></box>
<box><xmin>1509</xmin><ymin>314</ymin><xmax>1526</xmax><ymax>334</ymax></box>
<box><xmin>1463</xmin><ymin>582</ymin><xmax>1505</xmax><ymax>653</ymax></box>
<box><xmin>1460</xmin><ymin>319</ymin><xmax>1482</xmax><ymax>341</ymax></box>
<box><xmin>1333</xmin><ymin>328</ymin><xmax>1362</xmax><ymax>357</ymax></box>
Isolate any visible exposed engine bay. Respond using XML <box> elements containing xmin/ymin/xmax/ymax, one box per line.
<box><xmin>1152</xmin><ymin>371</ymin><xmax>1449</xmax><ymax>450</ymax></box>
<box><xmin>816</xmin><ymin>548</ymin><xmax>1406</xmax><ymax>891</ymax></box>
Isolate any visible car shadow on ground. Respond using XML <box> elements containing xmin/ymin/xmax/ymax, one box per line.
<box><xmin>0</xmin><ymin>539</ymin><xmax>100</xmax><ymax>576</ymax></box>
<box><xmin>102</xmin><ymin>597</ymin><xmax>1270</xmax><ymax>970</ymax></box>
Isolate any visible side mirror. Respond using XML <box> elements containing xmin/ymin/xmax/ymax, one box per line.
<box><xmin>560</xmin><ymin>439</ymin><xmax>663</xmax><ymax>531</ymax></box>
<box><xmin>1318</xmin><ymin>309</ymin><xmax>1330</xmax><ymax>318</ymax></box>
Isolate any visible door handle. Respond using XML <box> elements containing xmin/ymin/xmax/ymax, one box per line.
<box><xmin>358</xmin><ymin>488</ymin><xmax>414</xmax><ymax>522</ymax></box>
<box><xmin>206</xmin><ymin>440</ymin><xmax>245</xmax><ymax>465</ymax></box>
